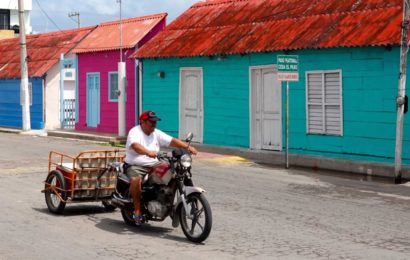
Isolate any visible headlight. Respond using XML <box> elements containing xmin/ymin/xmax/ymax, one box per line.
<box><xmin>180</xmin><ymin>154</ymin><xmax>192</xmax><ymax>168</ymax></box>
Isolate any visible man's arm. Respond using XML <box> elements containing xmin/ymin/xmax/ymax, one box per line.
<box><xmin>169</xmin><ymin>138</ymin><xmax>198</xmax><ymax>155</ymax></box>
<box><xmin>131</xmin><ymin>143</ymin><xmax>157</xmax><ymax>158</ymax></box>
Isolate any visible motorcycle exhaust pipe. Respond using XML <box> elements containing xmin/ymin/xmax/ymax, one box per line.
<box><xmin>111</xmin><ymin>198</ymin><xmax>124</xmax><ymax>207</ymax></box>
<box><xmin>111</xmin><ymin>193</ymin><xmax>131</xmax><ymax>207</ymax></box>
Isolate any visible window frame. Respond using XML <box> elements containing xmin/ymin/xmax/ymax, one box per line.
<box><xmin>108</xmin><ymin>71</ymin><xmax>119</xmax><ymax>102</ymax></box>
<box><xmin>305</xmin><ymin>69</ymin><xmax>343</xmax><ymax>136</ymax></box>
<box><xmin>0</xmin><ymin>9</ymin><xmax>10</xmax><ymax>30</ymax></box>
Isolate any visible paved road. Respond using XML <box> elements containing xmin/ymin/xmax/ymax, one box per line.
<box><xmin>0</xmin><ymin>133</ymin><xmax>410</xmax><ymax>259</ymax></box>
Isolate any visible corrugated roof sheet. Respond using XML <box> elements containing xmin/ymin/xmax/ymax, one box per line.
<box><xmin>0</xmin><ymin>27</ymin><xmax>94</xmax><ymax>79</ymax></box>
<box><xmin>135</xmin><ymin>0</ymin><xmax>403</xmax><ymax>58</ymax></box>
<box><xmin>73</xmin><ymin>13</ymin><xmax>167</xmax><ymax>53</ymax></box>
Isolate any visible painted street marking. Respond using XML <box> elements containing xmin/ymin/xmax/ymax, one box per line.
<box><xmin>359</xmin><ymin>190</ymin><xmax>410</xmax><ymax>201</ymax></box>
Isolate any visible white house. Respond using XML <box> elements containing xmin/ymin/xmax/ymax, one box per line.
<box><xmin>0</xmin><ymin>0</ymin><xmax>32</xmax><ymax>39</ymax></box>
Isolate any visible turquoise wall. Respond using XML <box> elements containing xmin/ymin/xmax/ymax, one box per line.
<box><xmin>141</xmin><ymin>46</ymin><xmax>410</xmax><ymax>164</ymax></box>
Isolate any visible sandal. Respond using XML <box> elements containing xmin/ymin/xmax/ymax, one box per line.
<box><xmin>133</xmin><ymin>214</ymin><xmax>144</xmax><ymax>226</ymax></box>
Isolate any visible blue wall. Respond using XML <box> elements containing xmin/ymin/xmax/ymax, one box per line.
<box><xmin>0</xmin><ymin>77</ymin><xmax>44</xmax><ymax>129</ymax></box>
<box><xmin>141</xmin><ymin>46</ymin><xmax>410</xmax><ymax>164</ymax></box>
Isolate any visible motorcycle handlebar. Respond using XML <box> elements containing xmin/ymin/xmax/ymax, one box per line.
<box><xmin>156</xmin><ymin>151</ymin><xmax>169</xmax><ymax>160</ymax></box>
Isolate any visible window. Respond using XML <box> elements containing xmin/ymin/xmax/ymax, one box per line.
<box><xmin>306</xmin><ymin>70</ymin><xmax>342</xmax><ymax>135</ymax></box>
<box><xmin>0</xmin><ymin>9</ymin><xmax>10</xmax><ymax>30</ymax></box>
<box><xmin>108</xmin><ymin>72</ymin><xmax>118</xmax><ymax>101</ymax></box>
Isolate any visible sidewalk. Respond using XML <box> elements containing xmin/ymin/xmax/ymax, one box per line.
<box><xmin>0</xmin><ymin>127</ymin><xmax>408</xmax><ymax>180</ymax></box>
<box><xmin>0</xmin><ymin>127</ymin><xmax>47</xmax><ymax>136</ymax></box>
<box><xmin>47</xmin><ymin>129</ymin><xmax>126</xmax><ymax>144</ymax></box>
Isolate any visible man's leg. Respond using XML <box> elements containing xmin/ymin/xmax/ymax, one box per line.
<box><xmin>130</xmin><ymin>176</ymin><xmax>141</xmax><ymax>216</ymax></box>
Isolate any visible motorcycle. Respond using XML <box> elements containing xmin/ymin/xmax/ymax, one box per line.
<box><xmin>109</xmin><ymin>133</ymin><xmax>212</xmax><ymax>243</ymax></box>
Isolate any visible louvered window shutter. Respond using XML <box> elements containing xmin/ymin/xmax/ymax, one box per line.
<box><xmin>306</xmin><ymin>71</ymin><xmax>342</xmax><ymax>135</ymax></box>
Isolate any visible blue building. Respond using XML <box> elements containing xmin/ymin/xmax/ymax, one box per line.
<box><xmin>0</xmin><ymin>27</ymin><xmax>93</xmax><ymax>130</ymax></box>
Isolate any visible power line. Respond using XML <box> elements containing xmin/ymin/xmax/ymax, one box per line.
<box><xmin>33</xmin><ymin>0</ymin><xmax>62</xmax><ymax>31</ymax></box>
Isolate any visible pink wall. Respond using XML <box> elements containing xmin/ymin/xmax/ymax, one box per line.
<box><xmin>76</xmin><ymin>49</ymin><xmax>136</xmax><ymax>134</ymax></box>
<box><xmin>75</xmin><ymin>17</ymin><xmax>166</xmax><ymax>134</ymax></box>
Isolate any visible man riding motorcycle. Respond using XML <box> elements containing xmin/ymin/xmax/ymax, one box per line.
<box><xmin>124</xmin><ymin>111</ymin><xmax>197</xmax><ymax>225</ymax></box>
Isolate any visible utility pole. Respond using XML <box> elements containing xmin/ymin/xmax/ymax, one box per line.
<box><xmin>117</xmin><ymin>0</ymin><xmax>126</xmax><ymax>136</ymax></box>
<box><xmin>394</xmin><ymin>0</ymin><xmax>410</xmax><ymax>184</ymax></box>
<box><xmin>18</xmin><ymin>0</ymin><xmax>30</xmax><ymax>131</ymax></box>
<box><xmin>68</xmin><ymin>12</ymin><xmax>80</xmax><ymax>28</ymax></box>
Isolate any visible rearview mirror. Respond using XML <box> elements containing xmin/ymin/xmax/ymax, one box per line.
<box><xmin>185</xmin><ymin>132</ymin><xmax>194</xmax><ymax>142</ymax></box>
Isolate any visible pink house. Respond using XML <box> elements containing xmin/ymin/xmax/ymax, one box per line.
<box><xmin>73</xmin><ymin>13</ymin><xmax>166</xmax><ymax>134</ymax></box>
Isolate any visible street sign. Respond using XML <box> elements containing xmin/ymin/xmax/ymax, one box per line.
<box><xmin>276</xmin><ymin>55</ymin><xmax>299</xmax><ymax>169</ymax></box>
<box><xmin>277</xmin><ymin>55</ymin><xmax>299</xmax><ymax>81</ymax></box>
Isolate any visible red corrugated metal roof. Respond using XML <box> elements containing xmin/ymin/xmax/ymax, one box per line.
<box><xmin>0</xmin><ymin>27</ymin><xmax>95</xmax><ymax>79</ymax></box>
<box><xmin>135</xmin><ymin>0</ymin><xmax>403</xmax><ymax>58</ymax></box>
<box><xmin>73</xmin><ymin>13</ymin><xmax>167</xmax><ymax>53</ymax></box>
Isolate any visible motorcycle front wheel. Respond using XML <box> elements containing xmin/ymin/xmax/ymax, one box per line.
<box><xmin>179</xmin><ymin>193</ymin><xmax>212</xmax><ymax>243</ymax></box>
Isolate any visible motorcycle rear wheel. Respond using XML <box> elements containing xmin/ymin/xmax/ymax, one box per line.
<box><xmin>179</xmin><ymin>193</ymin><xmax>212</xmax><ymax>243</ymax></box>
<box><xmin>44</xmin><ymin>170</ymin><xmax>67</xmax><ymax>214</ymax></box>
<box><xmin>121</xmin><ymin>209</ymin><xmax>137</xmax><ymax>227</ymax></box>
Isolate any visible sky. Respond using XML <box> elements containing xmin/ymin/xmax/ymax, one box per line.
<box><xmin>30</xmin><ymin>0</ymin><xmax>201</xmax><ymax>33</ymax></box>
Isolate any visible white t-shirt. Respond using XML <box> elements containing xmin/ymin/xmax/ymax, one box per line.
<box><xmin>124</xmin><ymin>125</ymin><xmax>173</xmax><ymax>166</ymax></box>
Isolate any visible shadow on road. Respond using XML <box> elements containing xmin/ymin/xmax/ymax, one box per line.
<box><xmin>95</xmin><ymin>218</ymin><xmax>201</xmax><ymax>244</ymax></box>
<box><xmin>33</xmin><ymin>205</ymin><xmax>206</xmax><ymax>244</ymax></box>
<box><xmin>32</xmin><ymin>204</ymin><xmax>110</xmax><ymax>216</ymax></box>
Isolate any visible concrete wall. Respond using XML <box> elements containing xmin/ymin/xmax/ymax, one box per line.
<box><xmin>140</xmin><ymin>46</ymin><xmax>410</xmax><ymax>165</ymax></box>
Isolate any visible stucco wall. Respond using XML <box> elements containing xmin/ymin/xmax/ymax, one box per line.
<box><xmin>141</xmin><ymin>46</ymin><xmax>410</xmax><ymax>164</ymax></box>
<box><xmin>44</xmin><ymin>62</ymin><xmax>61</xmax><ymax>130</ymax></box>
<box><xmin>43</xmin><ymin>53</ymin><xmax>77</xmax><ymax>130</ymax></box>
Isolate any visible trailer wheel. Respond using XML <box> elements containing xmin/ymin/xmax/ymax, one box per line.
<box><xmin>44</xmin><ymin>170</ymin><xmax>67</xmax><ymax>214</ymax></box>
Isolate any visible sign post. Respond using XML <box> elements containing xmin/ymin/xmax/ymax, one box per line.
<box><xmin>277</xmin><ymin>55</ymin><xmax>299</xmax><ymax>169</ymax></box>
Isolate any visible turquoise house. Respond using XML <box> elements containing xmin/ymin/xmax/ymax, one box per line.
<box><xmin>134</xmin><ymin>0</ymin><xmax>410</xmax><ymax>177</ymax></box>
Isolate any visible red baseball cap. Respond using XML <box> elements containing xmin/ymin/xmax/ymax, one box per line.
<box><xmin>139</xmin><ymin>111</ymin><xmax>161</xmax><ymax>122</ymax></box>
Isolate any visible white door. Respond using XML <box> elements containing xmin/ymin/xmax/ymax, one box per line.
<box><xmin>180</xmin><ymin>68</ymin><xmax>203</xmax><ymax>143</ymax></box>
<box><xmin>251</xmin><ymin>67</ymin><xmax>282</xmax><ymax>150</ymax></box>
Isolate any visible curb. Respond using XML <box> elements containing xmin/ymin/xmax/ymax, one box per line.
<box><xmin>0</xmin><ymin>127</ymin><xmax>21</xmax><ymax>134</ymax></box>
<box><xmin>194</xmin><ymin>143</ymin><xmax>410</xmax><ymax>180</ymax></box>
<box><xmin>0</xmin><ymin>128</ymin><xmax>47</xmax><ymax>136</ymax></box>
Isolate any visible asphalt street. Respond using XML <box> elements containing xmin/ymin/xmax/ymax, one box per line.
<box><xmin>0</xmin><ymin>132</ymin><xmax>410</xmax><ymax>259</ymax></box>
